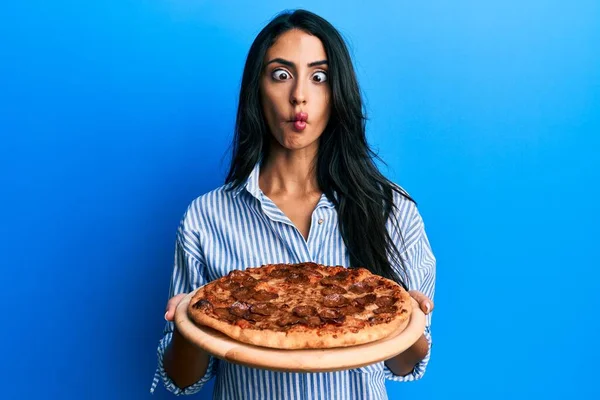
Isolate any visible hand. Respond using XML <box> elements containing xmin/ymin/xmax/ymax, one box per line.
<box><xmin>164</xmin><ymin>293</ymin><xmax>187</xmax><ymax>321</ymax></box>
<box><xmin>408</xmin><ymin>290</ymin><xmax>434</xmax><ymax>315</ymax></box>
<box><xmin>385</xmin><ymin>290</ymin><xmax>433</xmax><ymax>374</ymax></box>
<box><xmin>162</xmin><ymin>293</ymin><xmax>211</xmax><ymax>388</ymax></box>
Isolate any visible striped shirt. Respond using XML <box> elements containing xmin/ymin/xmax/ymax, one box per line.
<box><xmin>150</xmin><ymin>162</ymin><xmax>436</xmax><ymax>399</ymax></box>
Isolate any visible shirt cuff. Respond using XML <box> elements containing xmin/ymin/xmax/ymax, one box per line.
<box><xmin>384</xmin><ymin>326</ymin><xmax>432</xmax><ymax>382</ymax></box>
<box><xmin>150</xmin><ymin>331</ymin><xmax>217</xmax><ymax>395</ymax></box>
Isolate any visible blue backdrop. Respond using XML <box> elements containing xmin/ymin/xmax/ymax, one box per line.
<box><xmin>1</xmin><ymin>1</ymin><xmax>598</xmax><ymax>399</ymax></box>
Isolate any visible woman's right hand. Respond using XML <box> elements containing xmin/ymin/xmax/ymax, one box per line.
<box><xmin>162</xmin><ymin>292</ymin><xmax>211</xmax><ymax>387</ymax></box>
<box><xmin>164</xmin><ymin>293</ymin><xmax>187</xmax><ymax>322</ymax></box>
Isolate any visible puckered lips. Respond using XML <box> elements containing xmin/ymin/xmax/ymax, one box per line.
<box><xmin>289</xmin><ymin>112</ymin><xmax>308</xmax><ymax>131</ymax></box>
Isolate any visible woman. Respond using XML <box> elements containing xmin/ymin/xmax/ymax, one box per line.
<box><xmin>151</xmin><ymin>9</ymin><xmax>436</xmax><ymax>400</ymax></box>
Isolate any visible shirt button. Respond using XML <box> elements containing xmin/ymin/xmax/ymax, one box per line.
<box><xmin>318</xmin><ymin>219</ymin><xmax>324</xmax><ymax>225</ymax></box>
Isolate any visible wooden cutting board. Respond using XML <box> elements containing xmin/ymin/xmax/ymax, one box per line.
<box><xmin>175</xmin><ymin>290</ymin><xmax>426</xmax><ymax>373</ymax></box>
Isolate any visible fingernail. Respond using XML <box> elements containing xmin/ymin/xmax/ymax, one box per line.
<box><xmin>164</xmin><ymin>311</ymin><xmax>169</xmax><ymax>321</ymax></box>
<box><xmin>424</xmin><ymin>302</ymin><xmax>431</xmax><ymax>313</ymax></box>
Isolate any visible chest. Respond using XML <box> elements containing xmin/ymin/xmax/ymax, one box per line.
<box><xmin>202</xmin><ymin>194</ymin><xmax>349</xmax><ymax>280</ymax></box>
<box><xmin>268</xmin><ymin>194</ymin><xmax>321</xmax><ymax>241</ymax></box>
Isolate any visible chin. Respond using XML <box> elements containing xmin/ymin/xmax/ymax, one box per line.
<box><xmin>272</xmin><ymin>131</ymin><xmax>317</xmax><ymax>151</ymax></box>
<box><xmin>281</xmin><ymin>141</ymin><xmax>314</xmax><ymax>151</ymax></box>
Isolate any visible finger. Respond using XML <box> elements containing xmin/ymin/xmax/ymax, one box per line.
<box><xmin>164</xmin><ymin>293</ymin><xmax>187</xmax><ymax>321</ymax></box>
<box><xmin>408</xmin><ymin>290</ymin><xmax>434</xmax><ymax>314</ymax></box>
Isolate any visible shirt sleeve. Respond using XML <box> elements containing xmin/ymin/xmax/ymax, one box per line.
<box><xmin>384</xmin><ymin>204</ymin><xmax>437</xmax><ymax>382</ymax></box>
<box><xmin>150</xmin><ymin>222</ymin><xmax>219</xmax><ymax>395</ymax></box>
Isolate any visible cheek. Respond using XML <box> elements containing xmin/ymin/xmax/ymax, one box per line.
<box><xmin>260</xmin><ymin>91</ymin><xmax>278</xmax><ymax>126</ymax></box>
<box><xmin>314</xmin><ymin>90</ymin><xmax>332</xmax><ymax>123</ymax></box>
<box><xmin>262</xmin><ymin>87</ymin><xmax>286</xmax><ymax>119</ymax></box>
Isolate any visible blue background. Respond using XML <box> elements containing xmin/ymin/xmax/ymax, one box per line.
<box><xmin>1</xmin><ymin>1</ymin><xmax>598</xmax><ymax>399</ymax></box>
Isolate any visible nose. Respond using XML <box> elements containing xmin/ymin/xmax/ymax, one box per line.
<box><xmin>290</xmin><ymin>79</ymin><xmax>307</xmax><ymax>105</ymax></box>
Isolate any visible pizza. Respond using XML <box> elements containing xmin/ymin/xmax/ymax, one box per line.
<box><xmin>187</xmin><ymin>262</ymin><xmax>412</xmax><ymax>349</ymax></box>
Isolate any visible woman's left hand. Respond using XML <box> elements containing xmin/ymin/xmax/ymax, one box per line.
<box><xmin>408</xmin><ymin>290</ymin><xmax>434</xmax><ymax>315</ymax></box>
<box><xmin>385</xmin><ymin>290</ymin><xmax>434</xmax><ymax>374</ymax></box>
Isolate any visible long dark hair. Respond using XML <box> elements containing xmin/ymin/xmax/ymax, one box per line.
<box><xmin>225</xmin><ymin>9</ymin><xmax>415</xmax><ymax>289</ymax></box>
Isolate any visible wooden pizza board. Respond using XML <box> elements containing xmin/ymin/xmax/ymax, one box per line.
<box><xmin>174</xmin><ymin>290</ymin><xmax>426</xmax><ymax>373</ymax></box>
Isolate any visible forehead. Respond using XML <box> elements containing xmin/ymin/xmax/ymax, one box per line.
<box><xmin>265</xmin><ymin>29</ymin><xmax>327</xmax><ymax>64</ymax></box>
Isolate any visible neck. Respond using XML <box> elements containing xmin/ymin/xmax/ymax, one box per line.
<box><xmin>259</xmin><ymin>145</ymin><xmax>320</xmax><ymax>196</ymax></box>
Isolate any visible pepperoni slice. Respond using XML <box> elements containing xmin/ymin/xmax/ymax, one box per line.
<box><xmin>228</xmin><ymin>270</ymin><xmax>248</xmax><ymax>282</ymax></box>
<box><xmin>286</xmin><ymin>272</ymin><xmax>309</xmax><ymax>284</ymax></box>
<box><xmin>217</xmin><ymin>280</ymin><xmax>241</xmax><ymax>291</ymax></box>
<box><xmin>363</xmin><ymin>276</ymin><xmax>380</xmax><ymax>288</ymax></box>
<box><xmin>320</xmin><ymin>270</ymin><xmax>349</xmax><ymax>286</ymax></box>
<box><xmin>250</xmin><ymin>303</ymin><xmax>277</xmax><ymax>316</ymax></box>
<box><xmin>302</xmin><ymin>316</ymin><xmax>323</xmax><ymax>327</ymax></box>
<box><xmin>252</xmin><ymin>290</ymin><xmax>279</xmax><ymax>301</ymax></box>
<box><xmin>375</xmin><ymin>296</ymin><xmax>396</xmax><ymax>307</ymax></box>
<box><xmin>277</xmin><ymin>314</ymin><xmax>303</xmax><ymax>327</ymax></box>
<box><xmin>334</xmin><ymin>270</ymin><xmax>350</xmax><ymax>280</ymax></box>
<box><xmin>353</xmin><ymin>293</ymin><xmax>377</xmax><ymax>306</ymax></box>
<box><xmin>321</xmin><ymin>285</ymin><xmax>347</xmax><ymax>296</ymax></box>
<box><xmin>323</xmin><ymin>294</ymin><xmax>350</xmax><ymax>308</ymax></box>
<box><xmin>318</xmin><ymin>308</ymin><xmax>342</xmax><ymax>320</ymax></box>
<box><xmin>246</xmin><ymin>313</ymin><xmax>268</xmax><ymax>322</ymax></box>
<box><xmin>320</xmin><ymin>276</ymin><xmax>339</xmax><ymax>286</ymax></box>
<box><xmin>302</xmin><ymin>266</ymin><xmax>324</xmax><ymax>279</ymax></box>
<box><xmin>230</xmin><ymin>301</ymin><xmax>251</xmax><ymax>317</ymax></box>
<box><xmin>269</xmin><ymin>268</ymin><xmax>292</xmax><ymax>278</ymax></box>
<box><xmin>296</xmin><ymin>262</ymin><xmax>319</xmax><ymax>269</ymax></box>
<box><xmin>292</xmin><ymin>305</ymin><xmax>317</xmax><ymax>317</ymax></box>
<box><xmin>373</xmin><ymin>305</ymin><xmax>398</xmax><ymax>315</ymax></box>
<box><xmin>241</xmin><ymin>275</ymin><xmax>259</xmax><ymax>287</ymax></box>
<box><xmin>192</xmin><ymin>299</ymin><xmax>213</xmax><ymax>312</ymax></box>
<box><xmin>232</xmin><ymin>287</ymin><xmax>254</xmax><ymax>301</ymax></box>
<box><xmin>349</xmin><ymin>281</ymin><xmax>371</xmax><ymax>294</ymax></box>
<box><xmin>214</xmin><ymin>308</ymin><xmax>236</xmax><ymax>322</ymax></box>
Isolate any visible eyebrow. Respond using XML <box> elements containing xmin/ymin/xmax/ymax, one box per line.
<box><xmin>266</xmin><ymin>58</ymin><xmax>328</xmax><ymax>68</ymax></box>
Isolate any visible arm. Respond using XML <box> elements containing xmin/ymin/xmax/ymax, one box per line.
<box><xmin>150</xmin><ymin>223</ymin><xmax>218</xmax><ymax>395</ymax></box>
<box><xmin>385</xmin><ymin>290</ymin><xmax>434</xmax><ymax>376</ymax></box>
<box><xmin>163</xmin><ymin>296</ymin><xmax>212</xmax><ymax>388</ymax></box>
<box><xmin>385</xmin><ymin>328</ymin><xmax>431</xmax><ymax>376</ymax></box>
<box><xmin>384</xmin><ymin>203</ymin><xmax>436</xmax><ymax>381</ymax></box>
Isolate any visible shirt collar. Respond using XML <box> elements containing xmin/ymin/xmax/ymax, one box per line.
<box><xmin>232</xmin><ymin>162</ymin><xmax>336</xmax><ymax>209</ymax></box>
<box><xmin>244</xmin><ymin>162</ymin><xmax>263</xmax><ymax>200</ymax></box>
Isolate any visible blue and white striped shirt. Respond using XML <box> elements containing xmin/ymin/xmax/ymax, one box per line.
<box><xmin>151</xmin><ymin>162</ymin><xmax>436</xmax><ymax>399</ymax></box>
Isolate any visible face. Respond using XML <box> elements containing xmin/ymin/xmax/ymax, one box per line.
<box><xmin>260</xmin><ymin>29</ymin><xmax>332</xmax><ymax>154</ymax></box>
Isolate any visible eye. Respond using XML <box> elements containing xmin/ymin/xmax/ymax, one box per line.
<box><xmin>312</xmin><ymin>71</ymin><xmax>328</xmax><ymax>83</ymax></box>
<box><xmin>272</xmin><ymin>69</ymin><xmax>292</xmax><ymax>81</ymax></box>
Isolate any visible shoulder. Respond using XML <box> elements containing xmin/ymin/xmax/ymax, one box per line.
<box><xmin>179</xmin><ymin>183</ymin><xmax>238</xmax><ymax>232</ymax></box>
<box><xmin>390</xmin><ymin>183</ymin><xmax>422</xmax><ymax>227</ymax></box>
<box><xmin>387</xmin><ymin>183</ymin><xmax>425</xmax><ymax>252</ymax></box>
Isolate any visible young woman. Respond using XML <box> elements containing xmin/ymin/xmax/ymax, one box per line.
<box><xmin>151</xmin><ymin>9</ymin><xmax>436</xmax><ymax>400</ymax></box>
